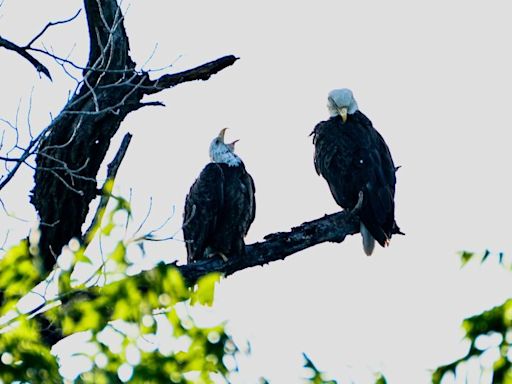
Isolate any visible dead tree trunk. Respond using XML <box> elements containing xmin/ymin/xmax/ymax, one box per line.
<box><xmin>30</xmin><ymin>0</ymin><xmax>237</xmax><ymax>274</ymax></box>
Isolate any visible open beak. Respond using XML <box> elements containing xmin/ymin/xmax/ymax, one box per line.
<box><xmin>218</xmin><ymin>127</ymin><xmax>228</xmax><ymax>143</ymax></box>
<box><xmin>227</xmin><ymin>139</ymin><xmax>239</xmax><ymax>151</ymax></box>
<box><xmin>338</xmin><ymin>107</ymin><xmax>348</xmax><ymax>123</ymax></box>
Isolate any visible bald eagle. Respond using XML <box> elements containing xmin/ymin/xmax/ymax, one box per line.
<box><xmin>311</xmin><ymin>89</ymin><xmax>400</xmax><ymax>255</ymax></box>
<box><xmin>183</xmin><ymin>128</ymin><xmax>256</xmax><ymax>263</ymax></box>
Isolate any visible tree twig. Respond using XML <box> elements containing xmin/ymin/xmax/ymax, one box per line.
<box><xmin>0</xmin><ymin>9</ymin><xmax>81</xmax><ymax>81</ymax></box>
<box><xmin>83</xmin><ymin>133</ymin><xmax>132</xmax><ymax>246</ymax></box>
<box><xmin>0</xmin><ymin>36</ymin><xmax>52</xmax><ymax>80</ymax></box>
<box><xmin>24</xmin><ymin>9</ymin><xmax>82</xmax><ymax>48</ymax></box>
<box><xmin>0</xmin><ymin>124</ymin><xmax>53</xmax><ymax>191</ymax></box>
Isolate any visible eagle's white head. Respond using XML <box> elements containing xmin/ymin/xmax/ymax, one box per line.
<box><xmin>209</xmin><ymin>128</ymin><xmax>242</xmax><ymax>167</ymax></box>
<box><xmin>327</xmin><ymin>88</ymin><xmax>359</xmax><ymax>122</ymax></box>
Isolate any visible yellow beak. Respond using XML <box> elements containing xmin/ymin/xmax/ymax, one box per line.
<box><xmin>218</xmin><ymin>127</ymin><xmax>228</xmax><ymax>143</ymax></box>
<box><xmin>339</xmin><ymin>107</ymin><xmax>348</xmax><ymax>123</ymax></box>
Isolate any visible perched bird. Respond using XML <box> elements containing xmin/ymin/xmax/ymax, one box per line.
<box><xmin>311</xmin><ymin>88</ymin><xmax>400</xmax><ymax>255</ymax></box>
<box><xmin>183</xmin><ymin>128</ymin><xmax>256</xmax><ymax>263</ymax></box>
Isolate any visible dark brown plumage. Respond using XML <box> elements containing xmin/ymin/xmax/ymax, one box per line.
<box><xmin>311</xmin><ymin>89</ymin><xmax>400</xmax><ymax>254</ymax></box>
<box><xmin>183</xmin><ymin>130</ymin><xmax>255</xmax><ymax>263</ymax></box>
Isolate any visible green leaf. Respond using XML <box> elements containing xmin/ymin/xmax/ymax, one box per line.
<box><xmin>103</xmin><ymin>178</ymin><xmax>115</xmax><ymax>195</ymax></box>
<box><xmin>112</xmin><ymin>299</ymin><xmax>132</xmax><ymax>321</ymax></box>
<box><xmin>459</xmin><ymin>251</ymin><xmax>474</xmax><ymax>267</ymax></box>
<box><xmin>61</xmin><ymin>315</ymin><xmax>75</xmax><ymax>335</ymax></box>
<box><xmin>75</xmin><ymin>247</ymin><xmax>93</xmax><ymax>264</ymax></box>
<box><xmin>59</xmin><ymin>270</ymin><xmax>72</xmax><ymax>293</ymax></box>
<box><xmin>110</xmin><ymin>241</ymin><xmax>126</xmax><ymax>263</ymax></box>
<box><xmin>0</xmin><ymin>240</ymin><xmax>39</xmax><ymax>301</ymax></box>
<box><xmin>164</xmin><ymin>268</ymin><xmax>190</xmax><ymax>304</ymax></box>
<box><xmin>302</xmin><ymin>353</ymin><xmax>337</xmax><ymax>384</ymax></box>
<box><xmin>191</xmin><ymin>273</ymin><xmax>221</xmax><ymax>307</ymax></box>
<box><xmin>101</xmin><ymin>221</ymin><xmax>115</xmax><ymax>236</ymax></box>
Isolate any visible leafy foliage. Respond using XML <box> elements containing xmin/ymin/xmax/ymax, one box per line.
<box><xmin>303</xmin><ymin>353</ymin><xmax>338</xmax><ymax>384</ymax></box>
<box><xmin>459</xmin><ymin>249</ymin><xmax>505</xmax><ymax>267</ymax></box>
<box><xmin>432</xmin><ymin>300</ymin><xmax>512</xmax><ymax>383</ymax></box>
<box><xmin>0</xmin><ymin>197</ymin><xmax>236</xmax><ymax>383</ymax></box>
<box><xmin>300</xmin><ymin>354</ymin><xmax>387</xmax><ymax>384</ymax></box>
<box><xmin>0</xmin><ymin>240</ymin><xmax>41</xmax><ymax>313</ymax></box>
<box><xmin>0</xmin><ymin>242</ymin><xmax>57</xmax><ymax>382</ymax></box>
<box><xmin>0</xmin><ymin>317</ymin><xmax>60</xmax><ymax>383</ymax></box>
<box><xmin>433</xmin><ymin>250</ymin><xmax>511</xmax><ymax>383</ymax></box>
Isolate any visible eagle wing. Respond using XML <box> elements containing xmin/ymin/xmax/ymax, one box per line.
<box><xmin>312</xmin><ymin>121</ymin><xmax>338</xmax><ymax>177</ymax></box>
<box><xmin>312</xmin><ymin>118</ymin><xmax>359</xmax><ymax>208</ymax></box>
<box><xmin>243</xmin><ymin>171</ymin><xmax>256</xmax><ymax>235</ymax></box>
<box><xmin>183</xmin><ymin>163</ymin><xmax>224</xmax><ymax>263</ymax></box>
<box><xmin>214</xmin><ymin>165</ymin><xmax>255</xmax><ymax>257</ymax></box>
<box><xmin>358</xmin><ymin>114</ymin><xmax>397</xmax><ymax>245</ymax></box>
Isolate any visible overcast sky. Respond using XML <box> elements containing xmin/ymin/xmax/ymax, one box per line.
<box><xmin>1</xmin><ymin>0</ymin><xmax>512</xmax><ymax>383</ymax></box>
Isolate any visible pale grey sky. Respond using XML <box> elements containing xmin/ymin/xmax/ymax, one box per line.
<box><xmin>1</xmin><ymin>0</ymin><xmax>512</xmax><ymax>383</ymax></box>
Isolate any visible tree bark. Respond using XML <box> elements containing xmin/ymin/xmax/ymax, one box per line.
<box><xmin>178</xmin><ymin>210</ymin><xmax>362</xmax><ymax>284</ymax></box>
<box><xmin>29</xmin><ymin>0</ymin><xmax>238</xmax><ymax>274</ymax></box>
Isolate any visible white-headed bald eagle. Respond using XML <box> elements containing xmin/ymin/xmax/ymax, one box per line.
<box><xmin>311</xmin><ymin>88</ymin><xmax>401</xmax><ymax>255</ymax></box>
<box><xmin>183</xmin><ymin>128</ymin><xmax>256</xmax><ymax>263</ymax></box>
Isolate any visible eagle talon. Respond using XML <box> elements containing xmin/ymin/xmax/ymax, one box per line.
<box><xmin>206</xmin><ymin>251</ymin><xmax>228</xmax><ymax>262</ymax></box>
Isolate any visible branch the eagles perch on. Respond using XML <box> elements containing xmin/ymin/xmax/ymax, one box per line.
<box><xmin>179</xmin><ymin>195</ymin><xmax>366</xmax><ymax>285</ymax></box>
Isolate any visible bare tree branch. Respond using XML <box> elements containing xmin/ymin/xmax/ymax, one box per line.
<box><xmin>27</xmin><ymin>46</ymin><xmax>177</xmax><ymax>75</ymax></box>
<box><xmin>0</xmin><ymin>9</ymin><xmax>81</xmax><ymax>80</ymax></box>
<box><xmin>0</xmin><ymin>36</ymin><xmax>52</xmax><ymax>80</ymax></box>
<box><xmin>83</xmin><ymin>132</ymin><xmax>132</xmax><ymax>246</ymax></box>
<box><xmin>0</xmin><ymin>124</ymin><xmax>52</xmax><ymax>191</ymax></box>
<box><xmin>142</xmin><ymin>55</ymin><xmax>239</xmax><ymax>95</ymax></box>
<box><xmin>179</xmin><ymin>211</ymin><xmax>361</xmax><ymax>284</ymax></box>
<box><xmin>24</xmin><ymin>9</ymin><xmax>82</xmax><ymax>48</ymax></box>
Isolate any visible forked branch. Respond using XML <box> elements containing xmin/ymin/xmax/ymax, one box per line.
<box><xmin>0</xmin><ymin>9</ymin><xmax>81</xmax><ymax>80</ymax></box>
<box><xmin>0</xmin><ymin>36</ymin><xmax>52</xmax><ymax>80</ymax></box>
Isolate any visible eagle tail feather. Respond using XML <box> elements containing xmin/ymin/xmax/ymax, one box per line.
<box><xmin>361</xmin><ymin>222</ymin><xmax>376</xmax><ymax>256</ymax></box>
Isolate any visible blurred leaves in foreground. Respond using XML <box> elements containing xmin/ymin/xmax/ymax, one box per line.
<box><xmin>303</xmin><ymin>353</ymin><xmax>338</xmax><ymax>384</ymax></box>
<box><xmin>0</xmin><ymin>195</ymin><xmax>235</xmax><ymax>383</ymax></box>
<box><xmin>433</xmin><ymin>250</ymin><xmax>511</xmax><ymax>384</ymax></box>
<box><xmin>459</xmin><ymin>249</ymin><xmax>506</xmax><ymax>268</ymax></box>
